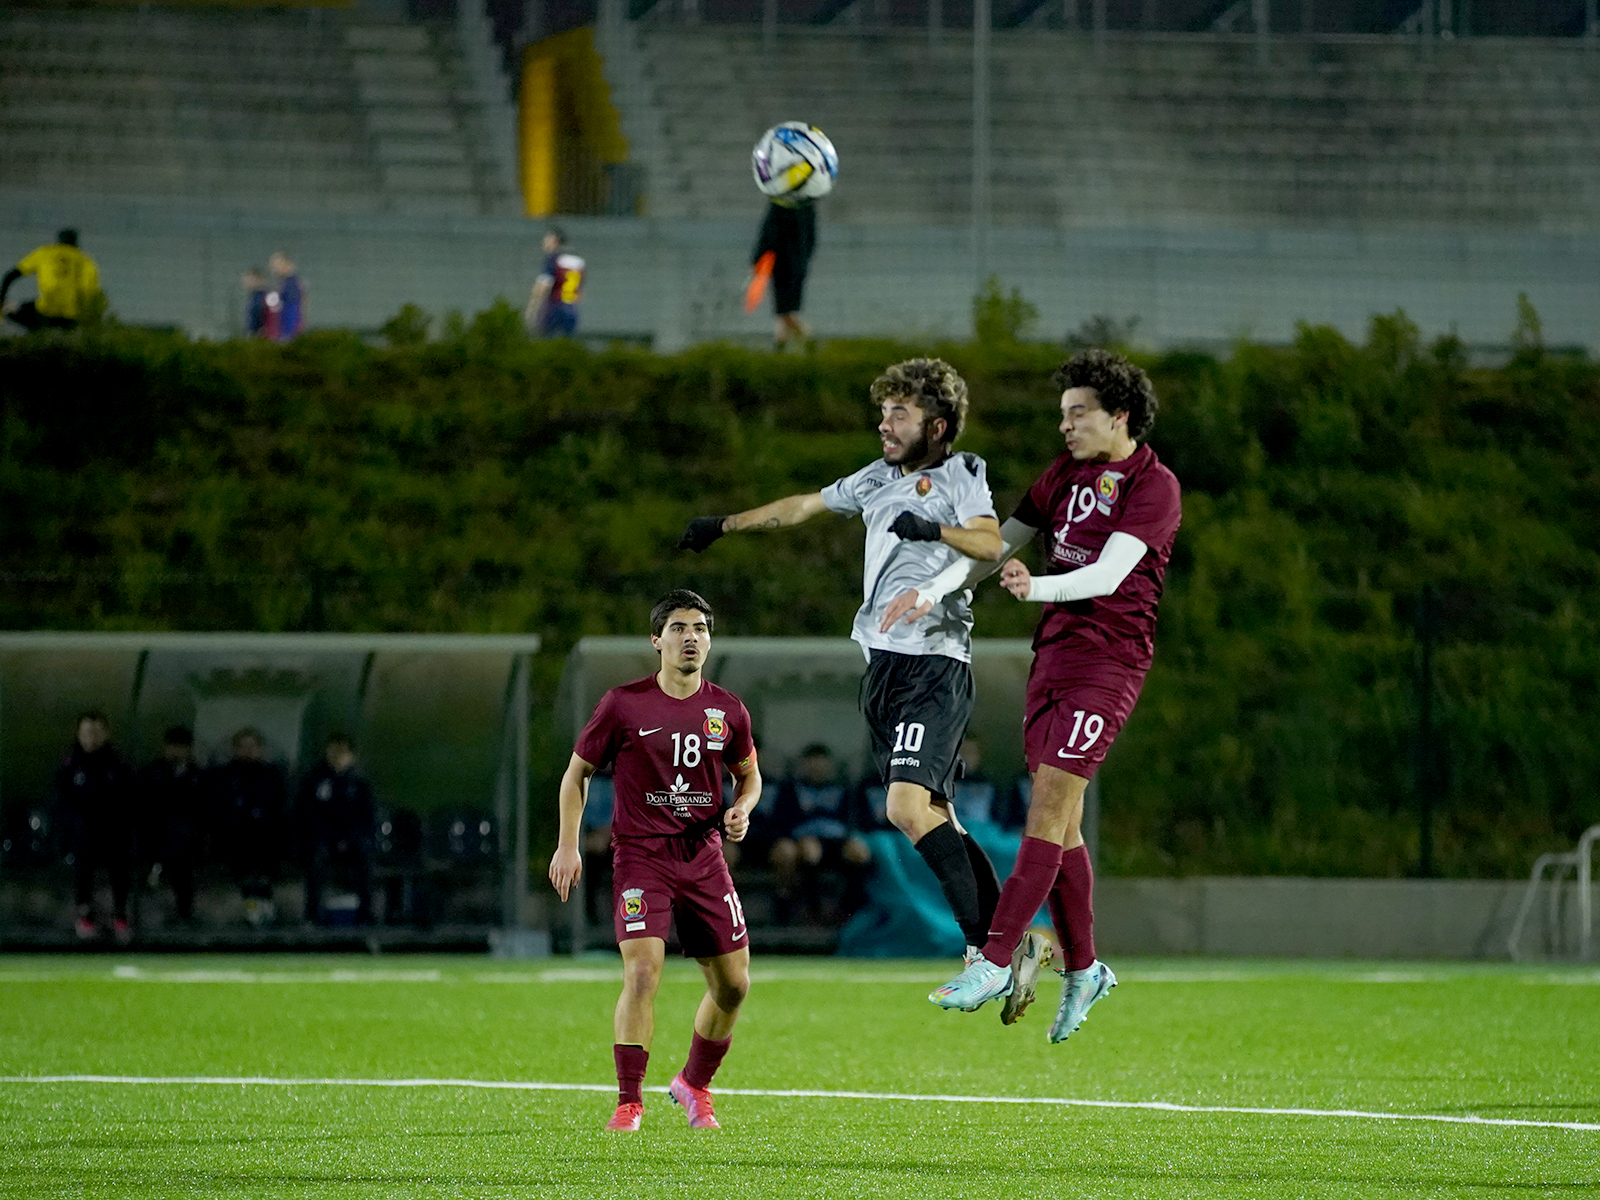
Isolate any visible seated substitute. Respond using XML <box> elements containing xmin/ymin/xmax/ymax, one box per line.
<box><xmin>767</xmin><ymin>743</ymin><xmax>870</xmax><ymax>924</ymax></box>
<box><xmin>138</xmin><ymin>726</ymin><xmax>207</xmax><ymax>925</ymax></box>
<box><xmin>549</xmin><ymin>589</ymin><xmax>762</xmax><ymax>1133</ymax></box>
<box><xmin>55</xmin><ymin>710</ymin><xmax>135</xmax><ymax>942</ymax></box>
<box><xmin>297</xmin><ymin>733</ymin><xmax>377</xmax><ymax>926</ymax></box>
<box><xmin>210</xmin><ymin>728</ymin><xmax>288</xmax><ymax>927</ymax></box>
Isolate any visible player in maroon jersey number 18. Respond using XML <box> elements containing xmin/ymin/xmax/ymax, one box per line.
<box><xmin>925</xmin><ymin>351</ymin><xmax>1182</xmax><ymax>1037</ymax></box>
<box><xmin>549</xmin><ymin>590</ymin><xmax>763</xmax><ymax>1131</ymax></box>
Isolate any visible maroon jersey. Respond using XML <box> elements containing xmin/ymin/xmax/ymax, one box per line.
<box><xmin>1012</xmin><ymin>442</ymin><xmax>1182</xmax><ymax>676</ymax></box>
<box><xmin>574</xmin><ymin>676</ymin><xmax>755</xmax><ymax>845</ymax></box>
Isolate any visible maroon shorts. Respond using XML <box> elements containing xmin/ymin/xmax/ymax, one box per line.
<box><xmin>1024</xmin><ymin>652</ymin><xmax>1150</xmax><ymax>780</ymax></box>
<box><xmin>612</xmin><ymin>836</ymin><xmax>748</xmax><ymax>959</ymax></box>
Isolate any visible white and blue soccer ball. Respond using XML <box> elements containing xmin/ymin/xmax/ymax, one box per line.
<box><xmin>751</xmin><ymin>121</ymin><xmax>838</xmax><ymax>203</ymax></box>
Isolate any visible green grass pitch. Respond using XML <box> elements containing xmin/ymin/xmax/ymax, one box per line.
<box><xmin>2</xmin><ymin>955</ymin><xmax>1597</xmax><ymax>1198</ymax></box>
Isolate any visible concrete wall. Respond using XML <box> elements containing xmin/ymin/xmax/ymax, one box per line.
<box><xmin>1096</xmin><ymin>877</ymin><xmax>1600</xmax><ymax>961</ymax></box>
<box><xmin>5</xmin><ymin>189</ymin><xmax>1599</xmax><ymax>349</ymax></box>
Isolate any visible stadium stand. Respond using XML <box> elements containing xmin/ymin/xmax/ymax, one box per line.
<box><xmin>620</xmin><ymin>27</ymin><xmax>1600</xmax><ymax>231</ymax></box>
<box><xmin>0</xmin><ymin>3</ymin><xmax>519</xmax><ymax>216</ymax></box>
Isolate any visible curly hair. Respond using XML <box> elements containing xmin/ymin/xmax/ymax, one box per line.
<box><xmin>869</xmin><ymin>357</ymin><xmax>968</xmax><ymax>449</ymax></box>
<box><xmin>1051</xmin><ymin>349</ymin><xmax>1159</xmax><ymax>441</ymax></box>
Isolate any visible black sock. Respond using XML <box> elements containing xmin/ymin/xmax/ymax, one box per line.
<box><xmin>962</xmin><ymin>831</ymin><xmax>1001</xmax><ymax>937</ymax></box>
<box><xmin>914</xmin><ymin>823</ymin><xmax>983</xmax><ymax>946</ymax></box>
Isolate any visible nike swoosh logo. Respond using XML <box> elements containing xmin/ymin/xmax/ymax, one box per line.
<box><xmin>1057</xmin><ymin>750</ymin><xmax>1085</xmax><ymax>759</ymax></box>
<box><xmin>639</xmin><ymin>727</ymin><xmax>663</xmax><ymax>736</ymax></box>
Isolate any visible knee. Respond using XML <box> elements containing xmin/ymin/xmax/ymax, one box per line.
<box><xmin>712</xmin><ymin>973</ymin><xmax>750</xmax><ymax>1013</ymax></box>
<box><xmin>798</xmin><ymin>837</ymin><xmax>823</xmax><ymax>867</ymax></box>
<box><xmin>621</xmin><ymin>958</ymin><xmax>661</xmax><ymax>999</ymax></box>
<box><xmin>884</xmin><ymin>787</ymin><xmax>930</xmax><ymax>837</ymax></box>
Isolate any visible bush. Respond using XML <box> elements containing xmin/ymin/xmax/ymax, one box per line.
<box><xmin>3</xmin><ymin>307</ymin><xmax>1596</xmax><ymax>877</ymax></box>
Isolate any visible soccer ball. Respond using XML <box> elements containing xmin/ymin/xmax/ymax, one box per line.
<box><xmin>751</xmin><ymin>122</ymin><xmax>838</xmax><ymax>203</ymax></box>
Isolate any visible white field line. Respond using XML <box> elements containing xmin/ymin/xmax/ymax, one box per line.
<box><xmin>0</xmin><ymin>1074</ymin><xmax>1596</xmax><ymax>1134</ymax></box>
<box><xmin>0</xmin><ymin>967</ymin><xmax>1597</xmax><ymax>986</ymax></box>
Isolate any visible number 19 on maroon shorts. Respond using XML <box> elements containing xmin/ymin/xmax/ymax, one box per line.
<box><xmin>1024</xmin><ymin>661</ymin><xmax>1148</xmax><ymax>779</ymax></box>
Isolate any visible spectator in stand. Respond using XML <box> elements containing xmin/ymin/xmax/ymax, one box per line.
<box><xmin>54</xmin><ymin>710</ymin><xmax>135</xmax><ymax>942</ymax></box>
<box><xmin>524</xmin><ymin>227</ymin><xmax>584</xmax><ymax>338</ymax></box>
<box><xmin>0</xmin><ymin>229</ymin><xmax>101</xmax><ymax>332</ymax></box>
<box><xmin>241</xmin><ymin>268</ymin><xmax>276</xmax><ymax>339</ymax></box>
<box><xmin>138</xmin><ymin>726</ymin><xmax>207</xmax><ymax>925</ymax></box>
<box><xmin>768</xmin><ymin>743</ymin><xmax>870</xmax><ymax>923</ymax></box>
<box><xmin>269</xmin><ymin>251</ymin><xmax>304</xmax><ymax>340</ymax></box>
<box><xmin>297</xmin><ymin>733</ymin><xmax>376</xmax><ymax>925</ymax></box>
<box><xmin>751</xmin><ymin>198</ymin><xmax>815</xmax><ymax>348</ymax></box>
<box><xmin>211</xmin><ymin>728</ymin><xmax>287</xmax><ymax>927</ymax></box>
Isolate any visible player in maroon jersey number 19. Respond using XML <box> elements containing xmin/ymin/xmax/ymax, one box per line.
<box><xmin>549</xmin><ymin>590</ymin><xmax>763</xmax><ymax>1131</ymax></box>
<box><xmin>924</xmin><ymin>351</ymin><xmax>1182</xmax><ymax>1037</ymax></box>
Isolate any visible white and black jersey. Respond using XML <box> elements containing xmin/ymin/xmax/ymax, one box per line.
<box><xmin>821</xmin><ymin>451</ymin><xmax>997</xmax><ymax>663</ymax></box>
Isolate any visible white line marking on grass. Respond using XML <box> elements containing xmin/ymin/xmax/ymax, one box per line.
<box><xmin>2</xmin><ymin>1075</ymin><xmax>1595</xmax><ymax>1134</ymax></box>
<box><xmin>2</xmin><ymin>967</ymin><xmax>1597</xmax><ymax>986</ymax></box>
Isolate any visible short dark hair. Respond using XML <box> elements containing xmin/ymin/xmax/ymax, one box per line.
<box><xmin>869</xmin><ymin>358</ymin><xmax>969</xmax><ymax>449</ymax></box>
<box><xmin>76</xmin><ymin>709</ymin><xmax>109</xmax><ymax>728</ymax></box>
<box><xmin>163</xmin><ymin>726</ymin><xmax>194</xmax><ymax>746</ymax></box>
<box><xmin>325</xmin><ymin>732</ymin><xmax>354</xmax><ymax>752</ymax></box>
<box><xmin>57</xmin><ymin>228</ymin><xmax>78</xmax><ymax>247</ymax></box>
<box><xmin>1051</xmin><ymin>349</ymin><xmax>1159</xmax><ymax>441</ymax></box>
<box><xmin>650</xmin><ymin>589</ymin><xmax>715</xmax><ymax>637</ymax></box>
<box><xmin>231</xmin><ymin>727</ymin><xmax>263</xmax><ymax>747</ymax></box>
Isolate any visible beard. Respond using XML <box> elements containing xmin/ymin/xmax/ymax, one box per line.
<box><xmin>883</xmin><ymin>425</ymin><xmax>932</xmax><ymax>467</ymax></box>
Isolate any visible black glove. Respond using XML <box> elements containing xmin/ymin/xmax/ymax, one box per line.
<box><xmin>677</xmin><ymin>515</ymin><xmax>728</xmax><ymax>553</ymax></box>
<box><xmin>889</xmin><ymin>511</ymin><xmax>943</xmax><ymax>542</ymax></box>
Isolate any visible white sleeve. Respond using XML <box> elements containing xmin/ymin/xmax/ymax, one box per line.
<box><xmin>820</xmin><ymin>464</ymin><xmax>872</xmax><ymax>517</ymax></box>
<box><xmin>951</xmin><ymin>453</ymin><xmax>997</xmax><ymax>526</ymax></box>
<box><xmin>915</xmin><ymin>517</ymin><xmax>1038</xmax><ymax>607</ymax></box>
<box><xmin>1024</xmin><ymin>532</ymin><xmax>1148</xmax><ymax>602</ymax></box>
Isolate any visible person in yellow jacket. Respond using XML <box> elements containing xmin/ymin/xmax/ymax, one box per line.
<box><xmin>1</xmin><ymin>229</ymin><xmax>101</xmax><ymax>332</ymax></box>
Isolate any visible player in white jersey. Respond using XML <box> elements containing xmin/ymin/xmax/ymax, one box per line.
<box><xmin>678</xmin><ymin>358</ymin><xmax>1006</xmax><ymax>961</ymax></box>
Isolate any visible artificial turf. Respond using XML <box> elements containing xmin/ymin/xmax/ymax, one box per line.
<box><xmin>1</xmin><ymin>955</ymin><xmax>1596</xmax><ymax>1198</ymax></box>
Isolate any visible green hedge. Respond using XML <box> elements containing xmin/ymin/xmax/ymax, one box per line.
<box><xmin>4</xmin><ymin>301</ymin><xmax>1597</xmax><ymax>877</ymax></box>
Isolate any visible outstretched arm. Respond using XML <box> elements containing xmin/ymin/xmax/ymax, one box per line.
<box><xmin>548</xmin><ymin>752</ymin><xmax>596</xmax><ymax>901</ymax></box>
<box><xmin>878</xmin><ymin>516</ymin><xmax>1038</xmax><ymax>631</ymax></box>
<box><xmin>679</xmin><ymin>491</ymin><xmax>831</xmax><ymax>552</ymax></box>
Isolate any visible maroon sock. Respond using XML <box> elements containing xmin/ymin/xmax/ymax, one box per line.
<box><xmin>1051</xmin><ymin>844</ymin><xmax>1097</xmax><ymax>972</ymax></box>
<box><xmin>979</xmin><ymin>837</ymin><xmax>1063</xmax><ymax>967</ymax></box>
<box><xmin>682</xmin><ymin>1031</ymin><xmax>732</xmax><ymax>1091</ymax></box>
<box><xmin>614</xmin><ymin>1043</ymin><xmax>648</xmax><ymax>1106</ymax></box>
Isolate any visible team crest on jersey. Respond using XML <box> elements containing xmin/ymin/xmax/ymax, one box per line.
<box><xmin>620</xmin><ymin>888</ymin><xmax>647</xmax><ymax>919</ymax></box>
<box><xmin>915</xmin><ymin>475</ymin><xmax>933</xmax><ymax>497</ymax></box>
<box><xmin>703</xmin><ymin>708</ymin><xmax>727</xmax><ymax>742</ymax></box>
<box><xmin>1095</xmin><ymin>471</ymin><xmax>1125</xmax><ymax>513</ymax></box>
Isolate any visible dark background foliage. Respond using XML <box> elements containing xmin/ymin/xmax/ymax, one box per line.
<box><xmin>4</xmin><ymin>301</ymin><xmax>1595</xmax><ymax>877</ymax></box>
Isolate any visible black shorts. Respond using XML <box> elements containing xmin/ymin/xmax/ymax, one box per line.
<box><xmin>772</xmin><ymin>259</ymin><xmax>808</xmax><ymax>315</ymax></box>
<box><xmin>860</xmin><ymin>650</ymin><xmax>974</xmax><ymax>800</ymax></box>
<box><xmin>7</xmin><ymin>301</ymin><xmax>76</xmax><ymax>332</ymax></box>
